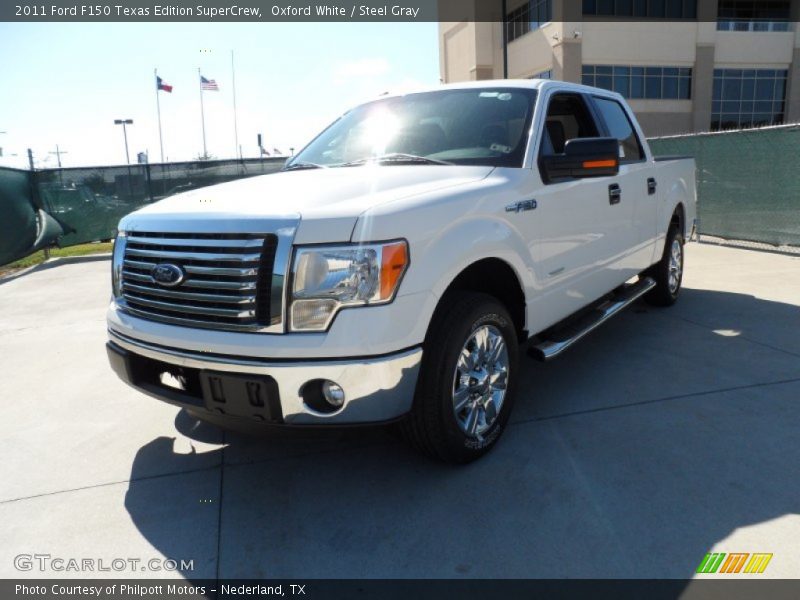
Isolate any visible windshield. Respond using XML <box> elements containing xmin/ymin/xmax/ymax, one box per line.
<box><xmin>289</xmin><ymin>88</ymin><xmax>537</xmax><ymax>169</ymax></box>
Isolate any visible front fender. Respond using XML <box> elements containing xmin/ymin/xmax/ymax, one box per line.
<box><xmin>351</xmin><ymin>171</ymin><xmax>537</xmax><ymax>341</ymax></box>
<box><xmin>357</xmin><ymin>211</ymin><xmax>534</xmax><ymax>341</ymax></box>
<box><xmin>409</xmin><ymin>214</ymin><xmax>533</xmax><ymax>302</ymax></box>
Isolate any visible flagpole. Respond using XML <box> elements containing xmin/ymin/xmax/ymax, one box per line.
<box><xmin>231</xmin><ymin>50</ymin><xmax>240</xmax><ymax>160</ymax></box>
<box><xmin>198</xmin><ymin>67</ymin><xmax>208</xmax><ymax>159</ymax></box>
<box><xmin>155</xmin><ymin>68</ymin><xmax>165</xmax><ymax>163</ymax></box>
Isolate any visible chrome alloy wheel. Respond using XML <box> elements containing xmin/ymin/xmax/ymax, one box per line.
<box><xmin>668</xmin><ymin>238</ymin><xmax>683</xmax><ymax>294</ymax></box>
<box><xmin>452</xmin><ymin>325</ymin><xmax>509</xmax><ymax>440</ymax></box>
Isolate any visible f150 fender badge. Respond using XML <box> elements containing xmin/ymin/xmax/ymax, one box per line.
<box><xmin>505</xmin><ymin>199</ymin><xmax>537</xmax><ymax>213</ymax></box>
<box><xmin>151</xmin><ymin>263</ymin><xmax>185</xmax><ymax>288</ymax></box>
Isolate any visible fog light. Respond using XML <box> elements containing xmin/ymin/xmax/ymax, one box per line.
<box><xmin>301</xmin><ymin>379</ymin><xmax>346</xmax><ymax>413</ymax></box>
<box><xmin>322</xmin><ymin>380</ymin><xmax>345</xmax><ymax>407</ymax></box>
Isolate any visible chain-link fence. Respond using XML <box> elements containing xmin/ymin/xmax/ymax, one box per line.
<box><xmin>649</xmin><ymin>124</ymin><xmax>800</xmax><ymax>252</ymax></box>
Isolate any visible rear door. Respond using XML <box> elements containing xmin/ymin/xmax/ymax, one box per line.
<box><xmin>589</xmin><ymin>94</ymin><xmax>657</xmax><ymax>274</ymax></box>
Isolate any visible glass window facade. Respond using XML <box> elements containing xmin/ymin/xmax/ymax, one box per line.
<box><xmin>506</xmin><ymin>0</ymin><xmax>552</xmax><ymax>43</ymax></box>
<box><xmin>582</xmin><ymin>65</ymin><xmax>692</xmax><ymax>99</ymax></box>
<box><xmin>711</xmin><ymin>68</ymin><xmax>788</xmax><ymax>130</ymax></box>
<box><xmin>717</xmin><ymin>0</ymin><xmax>792</xmax><ymax>30</ymax></box>
<box><xmin>716</xmin><ymin>20</ymin><xmax>792</xmax><ymax>30</ymax></box>
<box><xmin>582</xmin><ymin>0</ymin><xmax>696</xmax><ymax>18</ymax></box>
<box><xmin>717</xmin><ymin>0</ymin><xmax>790</xmax><ymax>20</ymax></box>
<box><xmin>529</xmin><ymin>69</ymin><xmax>553</xmax><ymax>79</ymax></box>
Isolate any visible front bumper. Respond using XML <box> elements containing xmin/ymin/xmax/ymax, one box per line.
<box><xmin>107</xmin><ymin>329</ymin><xmax>422</xmax><ymax>425</ymax></box>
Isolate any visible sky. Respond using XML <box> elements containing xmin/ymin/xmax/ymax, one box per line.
<box><xmin>0</xmin><ymin>22</ymin><xmax>440</xmax><ymax>169</ymax></box>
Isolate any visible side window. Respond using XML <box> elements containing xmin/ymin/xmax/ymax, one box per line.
<box><xmin>593</xmin><ymin>97</ymin><xmax>644</xmax><ymax>162</ymax></box>
<box><xmin>539</xmin><ymin>93</ymin><xmax>599</xmax><ymax>157</ymax></box>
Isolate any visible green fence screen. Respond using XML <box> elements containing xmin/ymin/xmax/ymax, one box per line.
<box><xmin>2</xmin><ymin>127</ymin><xmax>800</xmax><ymax>267</ymax></box>
<box><xmin>33</xmin><ymin>157</ymin><xmax>286</xmax><ymax>249</ymax></box>
<box><xmin>649</xmin><ymin>124</ymin><xmax>800</xmax><ymax>248</ymax></box>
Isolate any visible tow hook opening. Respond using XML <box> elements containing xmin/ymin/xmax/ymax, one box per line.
<box><xmin>159</xmin><ymin>370</ymin><xmax>187</xmax><ymax>391</ymax></box>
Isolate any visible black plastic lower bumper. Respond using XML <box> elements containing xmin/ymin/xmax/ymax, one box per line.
<box><xmin>106</xmin><ymin>342</ymin><xmax>284</xmax><ymax>423</ymax></box>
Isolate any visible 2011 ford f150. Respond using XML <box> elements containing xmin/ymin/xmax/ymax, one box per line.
<box><xmin>106</xmin><ymin>80</ymin><xmax>696</xmax><ymax>463</ymax></box>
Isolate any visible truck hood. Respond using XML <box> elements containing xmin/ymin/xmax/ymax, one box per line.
<box><xmin>119</xmin><ymin>165</ymin><xmax>494</xmax><ymax>241</ymax></box>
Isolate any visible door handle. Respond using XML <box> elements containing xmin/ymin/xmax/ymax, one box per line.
<box><xmin>647</xmin><ymin>177</ymin><xmax>657</xmax><ymax>195</ymax></box>
<box><xmin>505</xmin><ymin>199</ymin><xmax>537</xmax><ymax>213</ymax></box>
<box><xmin>608</xmin><ymin>183</ymin><xmax>621</xmax><ymax>205</ymax></box>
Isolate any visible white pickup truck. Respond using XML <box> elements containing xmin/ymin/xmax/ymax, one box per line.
<box><xmin>107</xmin><ymin>80</ymin><xmax>696</xmax><ymax>463</ymax></box>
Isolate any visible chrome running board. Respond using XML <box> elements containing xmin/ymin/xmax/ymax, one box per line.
<box><xmin>528</xmin><ymin>276</ymin><xmax>656</xmax><ymax>362</ymax></box>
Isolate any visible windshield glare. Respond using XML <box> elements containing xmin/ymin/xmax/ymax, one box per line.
<box><xmin>290</xmin><ymin>88</ymin><xmax>537</xmax><ymax>169</ymax></box>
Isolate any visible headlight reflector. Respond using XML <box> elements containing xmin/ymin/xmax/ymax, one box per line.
<box><xmin>290</xmin><ymin>240</ymin><xmax>408</xmax><ymax>331</ymax></box>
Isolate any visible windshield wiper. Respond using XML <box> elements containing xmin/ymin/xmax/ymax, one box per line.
<box><xmin>283</xmin><ymin>161</ymin><xmax>327</xmax><ymax>171</ymax></box>
<box><xmin>337</xmin><ymin>153</ymin><xmax>455</xmax><ymax>167</ymax></box>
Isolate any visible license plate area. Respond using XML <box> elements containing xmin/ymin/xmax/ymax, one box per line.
<box><xmin>200</xmin><ymin>370</ymin><xmax>283</xmax><ymax>422</ymax></box>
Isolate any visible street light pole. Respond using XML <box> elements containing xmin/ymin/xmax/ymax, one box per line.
<box><xmin>114</xmin><ymin>119</ymin><xmax>133</xmax><ymax>165</ymax></box>
<box><xmin>114</xmin><ymin>119</ymin><xmax>134</xmax><ymax>197</ymax></box>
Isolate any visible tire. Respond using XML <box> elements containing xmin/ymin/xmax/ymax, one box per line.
<box><xmin>401</xmin><ymin>291</ymin><xmax>519</xmax><ymax>463</ymax></box>
<box><xmin>644</xmin><ymin>224</ymin><xmax>684</xmax><ymax>307</ymax></box>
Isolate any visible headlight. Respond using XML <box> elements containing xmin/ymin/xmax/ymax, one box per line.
<box><xmin>111</xmin><ymin>231</ymin><xmax>127</xmax><ymax>298</ymax></box>
<box><xmin>289</xmin><ymin>240</ymin><xmax>408</xmax><ymax>331</ymax></box>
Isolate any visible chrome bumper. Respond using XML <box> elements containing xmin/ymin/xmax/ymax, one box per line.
<box><xmin>107</xmin><ymin>329</ymin><xmax>422</xmax><ymax>425</ymax></box>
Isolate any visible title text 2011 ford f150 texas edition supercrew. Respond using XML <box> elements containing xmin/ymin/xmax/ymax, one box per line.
<box><xmin>106</xmin><ymin>80</ymin><xmax>696</xmax><ymax>463</ymax></box>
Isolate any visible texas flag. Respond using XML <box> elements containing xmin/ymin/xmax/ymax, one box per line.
<box><xmin>156</xmin><ymin>76</ymin><xmax>173</xmax><ymax>93</ymax></box>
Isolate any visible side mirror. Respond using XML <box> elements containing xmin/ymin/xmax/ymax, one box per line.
<box><xmin>540</xmin><ymin>137</ymin><xmax>620</xmax><ymax>182</ymax></box>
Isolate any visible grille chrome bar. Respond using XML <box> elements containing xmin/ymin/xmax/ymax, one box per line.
<box><xmin>125</xmin><ymin>247</ymin><xmax>262</xmax><ymax>262</ymax></box>
<box><xmin>123</xmin><ymin>282</ymin><xmax>257</xmax><ymax>304</ymax></box>
<box><xmin>118</xmin><ymin>229</ymin><xmax>292</xmax><ymax>333</ymax></box>
<box><xmin>126</xmin><ymin>236</ymin><xmax>266</xmax><ymax>249</ymax></box>
<box><xmin>122</xmin><ymin>306</ymin><xmax>266</xmax><ymax>332</ymax></box>
<box><xmin>124</xmin><ymin>293</ymin><xmax>256</xmax><ymax>318</ymax></box>
<box><xmin>122</xmin><ymin>269</ymin><xmax>257</xmax><ymax>290</ymax></box>
<box><xmin>124</xmin><ymin>259</ymin><xmax>258</xmax><ymax>277</ymax></box>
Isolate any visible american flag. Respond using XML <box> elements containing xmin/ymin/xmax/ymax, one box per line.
<box><xmin>200</xmin><ymin>75</ymin><xmax>219</xmax><ymax>91</ymax></box>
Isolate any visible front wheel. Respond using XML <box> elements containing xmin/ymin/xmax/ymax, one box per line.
<box><xmin>644</xmin><ymin>224</ymin><xmax>684</xmax><ymax>306</ymax></box>
<box><xmin>401</xmin><ymin>292</ymin><xmax>519</xmax><ymax>463</ymax></box>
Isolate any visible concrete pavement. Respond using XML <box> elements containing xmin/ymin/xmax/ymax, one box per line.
<box><xmin>0</xmin><ymin>243</ymin><xmax>798</xmax><ymax>580</ymax></box>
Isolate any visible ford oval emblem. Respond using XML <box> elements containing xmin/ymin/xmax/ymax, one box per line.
<box><xmin>151</xmin><ymin>263</ymin><xmax>185</xmax><ymax>288</ymax></box>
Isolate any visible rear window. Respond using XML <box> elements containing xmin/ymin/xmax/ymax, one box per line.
<box><xmin>593</xmin><ymin>97</ymin><xmax>644</xmax><ymax>162</ymax></box>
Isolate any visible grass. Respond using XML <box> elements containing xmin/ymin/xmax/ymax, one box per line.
<box><xmin>0</xmin><ymin>242</ymin><xmax>113</xmax><ymax>275</ymax></box>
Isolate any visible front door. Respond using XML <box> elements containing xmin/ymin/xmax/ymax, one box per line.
<box><xmin>530</xmin><ymin>92</ymin><xmax>624</xmax><ymax>325</ymax></box>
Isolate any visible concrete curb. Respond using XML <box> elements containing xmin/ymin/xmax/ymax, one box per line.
<box><xmin>0</xmin><ymin>253</ymin><xmax>111</xmax><ymax>286</ymax></box>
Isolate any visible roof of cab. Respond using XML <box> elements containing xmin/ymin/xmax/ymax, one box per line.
<box><xmin>368</xmin><ymin>78</ymin><xmax>624</xmax><ymax>103</ymax></box>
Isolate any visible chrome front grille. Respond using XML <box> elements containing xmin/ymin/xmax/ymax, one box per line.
<box><xmin>119</xmin><ymin>232</ymin><xmax>280</xmax><ymax>332</ymax></box>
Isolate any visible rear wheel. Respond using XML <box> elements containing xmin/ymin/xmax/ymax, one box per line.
<box><xmin>644</xmin><ymin>224</ymin><xmax>684</xmax><ymax>306</ymax></box>
<box><xmin>401</xmin><ymin>292</ymin><xmax>519</xmax><ymax>463</ymax></box>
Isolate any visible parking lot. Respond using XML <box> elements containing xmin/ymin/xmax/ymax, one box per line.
<box><xmin>1</xmin><ymin>242</ymin><xmax>798</xmax><ymax>581</ymax></box>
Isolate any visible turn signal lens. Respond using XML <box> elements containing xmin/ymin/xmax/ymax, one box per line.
<box><xmin>582</xmin><ymin>159</ymin><xmax>617</xmax><ymax>169</ymax></box>
<box><xmin>379</xmin><ymin>241</ymin><xmax>408</xmax><ymax>300</ymax></box>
